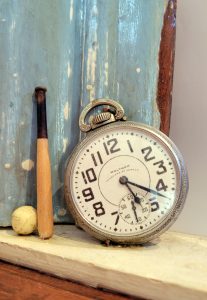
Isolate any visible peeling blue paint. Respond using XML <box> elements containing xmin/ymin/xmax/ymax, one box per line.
<box><xmin>0</xmin><ymin>0</ymin><xmax>167</xmax><ymax>225</ymax></box>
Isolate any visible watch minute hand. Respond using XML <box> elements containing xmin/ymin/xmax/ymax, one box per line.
<box><xmin>127</xmin><ymin>180</ymin><xmax>169</xmax><ymax>199</ymax></box>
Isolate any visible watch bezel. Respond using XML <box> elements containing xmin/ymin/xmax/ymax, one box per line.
<box><xmin>64</xmin><ymin>121</ymin><xmax>188</xmax><ymax>244</ymax></box>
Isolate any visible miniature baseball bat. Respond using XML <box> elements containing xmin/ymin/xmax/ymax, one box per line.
<box><xmin>35</xmin><ymin>86</ymin><xmax>53</xmax><ymax>239</ymax></box>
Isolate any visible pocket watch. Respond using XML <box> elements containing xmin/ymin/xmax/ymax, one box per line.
<box><xmin>64</xmin><ymin>99</ymin><xmax>188</xmax><ymax>244</ymax></box>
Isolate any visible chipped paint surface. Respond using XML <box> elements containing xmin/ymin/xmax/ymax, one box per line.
<box><xmin>58</xmin><ymin>208</ymin><xmax>67</xmax><ymax>216</ymax></box>
<box><xmin>69</xmin><ymin>0</ymin><xmax>74</xmax><ymax>22</ymax></box>
<box><xmin>64</xmin><ymin>102</ymin><xmax>69</xmax><ymax>120</ymax></box>
<box><xmin>63</xmin><ymin>138</ymin><xmax>68</xmax><ymax>153</ymax></box>
<box><xmin>0</xmin><ymin>0</ymin><xmax>168</xmax><ymax>226</ymax></box>
<box><xmin>4</xmin><ymin>163</ymin><xmax>11</xmax><ymax>169</ymax></box>
<box><xmin>21</xmin><ymin>160</ymin><xmax>34</xmax><ymax>171</ymax></box>
<box><xmin>80</xmin><ymin>0</ymin><xmax>168</xmax><ymax>128</ymax></box>
<box><xmin>67</xmin><ymin>62</ymin><xmax>72</xmax><ymax>78</ymax></box>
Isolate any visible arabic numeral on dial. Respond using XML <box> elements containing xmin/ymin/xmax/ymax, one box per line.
<box><xmin>93</xmin><ymin>202</ymin><xmax>105</xmax><ymax>216</ymax></box>
<box><xmin>141</xmin><ymin>146</ymin><xmax>155</xmax><ymax>161</ymax></box>
<box><xmin>142</xmin><ymin>207</ymin><xmax>148</xmax><ymax>213</ymax></box>
<box><xmin>81</xmin><ymin>168</ymin><xmax>97</xmax><ymax>184</ymax></box>
<box><xmin>127</xmin><ymin>194</ymin><xmax>133</xmax><ymax>200</ymax></box>
<box><xmin>111</xmin><ymin>211</ymin><xmax>120</xmax><ymax>225</ymax></box>
<box><xmin>91</xmin><ymin>151</ymin><xmax>103</xmax><ymax>167</ymax></box>
<box><xmin>82</xmin><ymin>187</ymin><xmax>94</xmax><ymax>202</ymax></box>
<box><xmin>153</xmin><ymin>160</ymin><xmax>167</xmax><ymax>175</ymax></box>
<box><xmin>125</xmin><ymin>214</ymin><xmax>131</xmax><ymax>219</ymax></box>
<box><xmin>149</xmin><ymin>197</ymin><xmax>160</xmax><ymax>212</ymax></box>
<box><xmin>156</xmin><ymin>179</ymin><xmax>168</xmax><ymax>192</ymax></box>
<box><xmin>103</xmin><ymin>138</ymin><xmax>120</xmax><ymax>155</ymax></box>
<box><xmin>127</xmin><ymin>139</ymin><xmax>134</xmax><ymax>152</ymax></box>
<box><xmin>121</xmin><ymin>204</ymin><xmax>127</xmax><ymax>210</ymax></box>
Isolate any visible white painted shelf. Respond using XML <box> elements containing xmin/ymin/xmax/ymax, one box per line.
<box><xmin>0</xmin><ymin>225</ymin><xmax>207</xmax><ymax>300</ymax></box>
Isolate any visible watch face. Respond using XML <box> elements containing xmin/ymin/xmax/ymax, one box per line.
<box><xmin>65</xmin><ymin>122</ymin><xmax>188</xmax><ymax>243</ymax></box>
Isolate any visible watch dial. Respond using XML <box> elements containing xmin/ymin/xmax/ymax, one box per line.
<box><xmin>67</xmin><ymin>123</ymin><xmax>182</xmax><ymax>240</ymax></box>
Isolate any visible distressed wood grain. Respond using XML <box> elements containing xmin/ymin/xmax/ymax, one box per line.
<box><xmin>0</xmin><ymin>261</ymin><xmax>136</xmax><ymax>300</ymax></box>
<box><xmin>0</xmin><ymin>0</ymin><xmax>175</xmax><ymax>226</ymax></box>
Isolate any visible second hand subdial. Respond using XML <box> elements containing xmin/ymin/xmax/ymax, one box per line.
<box><xmin>119</xmin><ymin>194</ymin><xmax>150</xmax><ymax>225</ymax></box>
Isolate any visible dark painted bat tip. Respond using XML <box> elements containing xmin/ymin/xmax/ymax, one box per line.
<box><xmin>35</xmin><ymin>86</ymin><xmax>47</xmax><ymax>93</ymax></box>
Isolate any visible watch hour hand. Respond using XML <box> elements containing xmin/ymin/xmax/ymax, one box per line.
<box><xmin>127</xmin><ymin>184</ymin><xmax>142</xmax><ymax>204</ymax></box>
<box><xmin>119</xmin><ymin>177</ymin><xmax>141</xmax><ymax>205</ymax></box>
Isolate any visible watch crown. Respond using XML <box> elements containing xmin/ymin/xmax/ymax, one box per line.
<box><xmin>89</xmin><ymin>112</ymin><xmax>116</xmax><ymax>130</ymax></box>
<box><xmin>92</xmin><ymin>112</ymin><xmax>115</xmax><ymax>125</ymax></box>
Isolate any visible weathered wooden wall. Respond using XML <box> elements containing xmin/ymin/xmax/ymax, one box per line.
<box><xmin>0</xmin><ymin>0</ymin><xmax>175</xmax><ymax>226</ymax></box>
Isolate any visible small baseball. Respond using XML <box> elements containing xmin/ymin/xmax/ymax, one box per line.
<box><xmin>12</xmin><ymin>206</ymin><xmax>37</xmax><ymax>235</ymax></box>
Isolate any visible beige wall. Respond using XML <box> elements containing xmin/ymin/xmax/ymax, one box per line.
<box><xmin>171</xmin><ymin>0</ymin><xmax>207</xmax><ymax>236</ymax></box>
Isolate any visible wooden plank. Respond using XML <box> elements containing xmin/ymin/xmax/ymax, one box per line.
<box><xmin>0</xmin><ymin>225</ymin><xmax>207</xmax><ymax>300</ymax></box>
<box><xmin>0</xmin><ymin>261</ymin><xmax>135</xmax><ymax>300</ymax></box>
<box><xmin>0</xmin><ymin>0</ymin><xmax>175</xmax><ymax>226</ymax></box>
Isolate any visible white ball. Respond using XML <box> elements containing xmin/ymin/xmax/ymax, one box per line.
<box><xmin>11</xmin><ymin>206</ymin><xmax>37</xmax><ymax>235</ymax></box>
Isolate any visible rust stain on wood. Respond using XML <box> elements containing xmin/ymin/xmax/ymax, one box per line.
<box><xmin>157</xmin><ymin>0</ymin><xmax>177</xmax><ymax>135</ymax></box>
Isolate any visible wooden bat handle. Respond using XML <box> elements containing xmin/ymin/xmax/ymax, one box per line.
<box><xmin>35</xmin><ymin>87</ymin><xmax>53</xmax><ymax>239</ymax></box>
